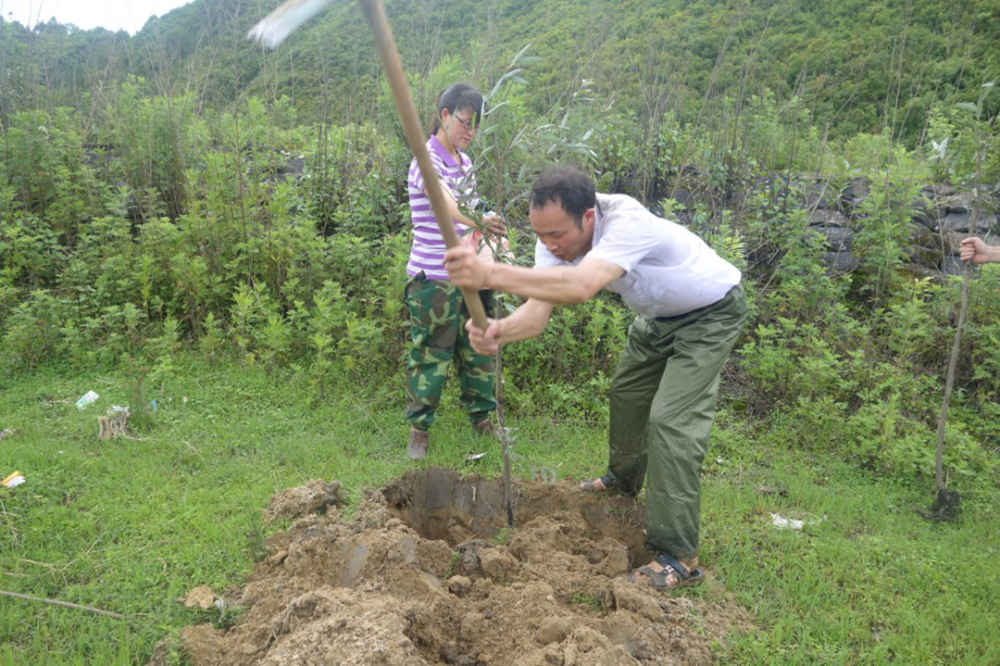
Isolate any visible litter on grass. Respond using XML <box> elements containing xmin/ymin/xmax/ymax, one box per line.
<box><xmin>464</xmin><ymin>452</ymin><xmax>487</xmax><ymax>462</ymax></box>
<box><xmin>0</xmin><ymin>429</ymin><xmax>16</xmax><ymax>441</ymax></box>
<box><xmin>2</xmin><ymin>471</ymin><xmax>25</xmax><ymax>489</ymax></box>
<box><xmin>75</xmin><ymin>391</ymin><xmax>99</xmax><ymax>410</ymax></box>
<box><xmin>771</xmin><ymin>513</ymin><xmax>823</xmax><ymax>530</ymax></box>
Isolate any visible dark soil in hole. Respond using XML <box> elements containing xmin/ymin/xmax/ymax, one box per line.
<box><xmin>918</xmin><ymin>488</ymin><xmax>962</xmax><ymax>521</ymax></box>
<box><xmin>150</xmin><ymin>468</ymin><xmax>752</xmax><ymax>666</ymax></box>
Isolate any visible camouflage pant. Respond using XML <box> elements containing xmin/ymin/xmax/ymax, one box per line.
<box><xmin>404</xmin><ymin>275</ymin><xmax>497</xmax><ymax>430</ymax></box>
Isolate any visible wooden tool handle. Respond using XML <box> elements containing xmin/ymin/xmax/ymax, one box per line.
<box><xmin>358</xmin><ymin>0</ymin><xmax>489</xmax><ymax>329</ymax></box>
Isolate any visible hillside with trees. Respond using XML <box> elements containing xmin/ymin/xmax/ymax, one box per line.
<box><xmin>3</xmin><ymin>0</ymin><xmax>999</xmax><ymax>142</ymax></box>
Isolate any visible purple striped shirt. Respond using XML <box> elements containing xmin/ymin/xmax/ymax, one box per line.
<box><xmin>407</xmin><ymin>136</ymin><xmax>479</xmax><ymax>280</ymax></box>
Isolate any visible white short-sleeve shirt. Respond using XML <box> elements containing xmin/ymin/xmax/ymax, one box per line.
<box><xmin>534</xmin><ymin>193</ymin><xmax>741</xmax><ymax>318</ymax></box>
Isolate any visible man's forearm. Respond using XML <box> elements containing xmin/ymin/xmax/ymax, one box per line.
<box><xmin>486</xmin><ymin>263</ymin><xmax>589</xmax><ymax>304</ymax></box>
<box><xmin>486</xmin><ymin>259</ymin><xmax>622</xmax><ymax>305</ymax></box>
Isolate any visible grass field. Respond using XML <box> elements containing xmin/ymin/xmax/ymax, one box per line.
<box><xmin>1</xmin><ymin>360</ymin><xmax>997</xmax><ymax>665</ymax></box>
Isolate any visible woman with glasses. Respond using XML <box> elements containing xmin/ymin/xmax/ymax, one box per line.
<box><xmin>403</xmin><ymin>83</ymin><xmax>506</xmax><ymax>460</ymax></box>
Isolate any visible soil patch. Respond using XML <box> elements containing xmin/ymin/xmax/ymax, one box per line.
<box><xmin>151</xmin><ymin>468</ymin><xmax>751</xmax><ymax>665</ymax></box>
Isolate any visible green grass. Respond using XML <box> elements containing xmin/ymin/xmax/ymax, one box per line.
<box><xmin>0</xmin><ymin>360</ymin><xmax>997</xmax><ymax>664</ymax></box>
<box><xmin>703</xmin><ymin>419</ymin><xmax>1000</xmax><ymax>664</ymax></box>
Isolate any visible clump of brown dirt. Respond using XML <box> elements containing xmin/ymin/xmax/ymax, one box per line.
<box><xmin>263</xmin><ymin>479</ymin><xmax>346</xmax><ymax>523</ymax></box>
<box><xmin>151</xmin><ymin>468</ymin><xmax>751</xmax><ymax>665</ymax></box>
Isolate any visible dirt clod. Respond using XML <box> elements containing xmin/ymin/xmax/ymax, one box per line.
<box><xmin>183</xmin><ymin>586</ymin><xmax>216</xmax><ymax>610</ymax></box>
<box><xmin>156</xmin><ymin>468</ymin><xmax>752</xmax><ymax>665</ymax></box>
<box><xmin>263</xmin><ymin>479</ymin><xmax>345</xmax><ymax>523</ymax></box>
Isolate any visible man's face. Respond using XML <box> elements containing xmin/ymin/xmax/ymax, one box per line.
<box><xmin>530</xmin><ymin>200</ymin><xmax>595</xmax><ymax>262</ymax></box>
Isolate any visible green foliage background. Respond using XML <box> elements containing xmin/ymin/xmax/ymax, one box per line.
<box><xmin>2</xmin><ymin>0</ymin><xmax>999</xmax><ymax>493</ymax></box>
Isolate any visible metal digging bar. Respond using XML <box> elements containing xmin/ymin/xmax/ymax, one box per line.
<box><xmin>248</xmin><ymin>0</ymin><xmax>515</xmax><ymax>527</ymax></box>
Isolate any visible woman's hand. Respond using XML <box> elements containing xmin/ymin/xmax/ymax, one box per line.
<box><xmin>483</xmin><ymin>214</ymin><xmax>507</xmax><ymax>238</ymax></box>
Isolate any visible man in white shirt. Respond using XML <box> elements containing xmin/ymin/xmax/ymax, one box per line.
<box><xmin>445</xmin><ymin>166</ymin><xmax>748</xmax><ymax>590</ymax></box>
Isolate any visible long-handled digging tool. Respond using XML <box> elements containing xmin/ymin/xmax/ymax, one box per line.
<box><xmin>248</xmin><ymin>0</ymin><xmax>515</xmax><ymax>527</ymax></box>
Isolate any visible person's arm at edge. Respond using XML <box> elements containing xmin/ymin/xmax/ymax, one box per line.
<box><xmin>960</xmin><ymin>237</ymin><xmax>1000</xmax><ymax>264</ymax></box>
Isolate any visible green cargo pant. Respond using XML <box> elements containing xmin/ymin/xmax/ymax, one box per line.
<box><xmin>404</xmin><ymin>274</ymin><xmax>497</xmax><ymax>431</ymax></box>
<box><xmin>604</xmin><ymin>283</ymin><xmax>748</xmax><ymax>560</ymax></box>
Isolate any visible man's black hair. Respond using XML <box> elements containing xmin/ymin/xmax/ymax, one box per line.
<box><xmin>529</xmin><ymin>166</ymin><xmax>596</xmax><ymax>227</ymax></box>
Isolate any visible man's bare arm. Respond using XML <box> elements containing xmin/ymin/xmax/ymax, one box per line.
<box><xmin>486</xmin><ymin>258</ymin><xmax>623</xmax><ymax>304</ymax></box>
<box><xmin>445</xmin><ymin>247</ymin><xmax>624</xmax><ymax>304</ymax></box>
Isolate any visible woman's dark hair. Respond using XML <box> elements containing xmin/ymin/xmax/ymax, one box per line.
<box><xmin>529</xmin><ymin>166</ymin><xmax>596</xmax><ymax>226</ymax></box>
<box><xmin>429</xmin><ymin>83</ymin><xmax>484</xmax><ymax>136</ymax></box>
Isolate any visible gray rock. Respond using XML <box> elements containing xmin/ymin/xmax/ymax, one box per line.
<box><xmin>908</xmin><ymin>222</ymin><xmax>936</xmax><ymax>247</ymax></box>
<box><xmin>904</xmin><ymin>245</ymin><xmax>943</xmax><ymax>267</ymax></box>
<box><xmin>941</xmin><ymin>256</ymin><xmax>966</xmax><ymax>276</ymax></box>
<box><xmin>820</xmin><ymin>251</ymin><xmax>859</xmax><ymax>273</ymax></box>
<box><xmin>928</xmin><ymin>183</ymin><xmax>957</xmax><ymax>198</ymax></box>
<box><xmin>936</xmin><ymin>212</ymin><xmax>972</xmax><ymax>233</ymax></box>
<box><xmin>809</xmin><ymin>209</ymin><xmax>851</xmax><ymax>227</ymax></box>
<box><xmin>937</xmin><ymin>191</ymin><xmax>973</xmax><ymax>215</ymax></box>
<box><xmin>941</xmin><ymin>231</ymin><xmax>973</xmax><ymax>254</ymax></box>
<box><xmin>912</xmin><ymin>212</ymin><xmax>940</xmax><ymax>230</ymax></box>
<box><xmin>809</xmin><ymin>225</ymin><xmax>853</xmax><ymax>252</ymax></box>
<box><xmin>986</xmin><ymin>214</ymin><xmax>1000</xmax><ymax>234</ymax></box>
<box><xmin>842</xmin><ymin>177</ymin><xmax>870</xmax><ymax>209</ymax></box>
<box><xmin>802</xmin><ymin>179</ymin><xmax>841</xmax><ymax>210</ymax></box>
<box><xmin>902</xmin><ymin>263</ymin><xmax>943</xmax><ymax>280</ymax></box>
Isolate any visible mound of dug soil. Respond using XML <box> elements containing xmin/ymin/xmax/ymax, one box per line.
<box><xmin>151</xmin><ymin>468</ymin><xmax>750</xmax><ymax>665</ymax></box>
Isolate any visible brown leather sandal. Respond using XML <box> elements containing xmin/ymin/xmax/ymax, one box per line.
<box><xmin>628</xmin><ymin>552</ymin><xmax>705</xmax><ymax>591</ymax></box>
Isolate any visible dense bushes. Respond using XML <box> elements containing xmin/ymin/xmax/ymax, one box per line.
<box><xmin>1</xmin><ymin>83</ymin><xmax>998</xmax><ymax>496</ymax></box>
